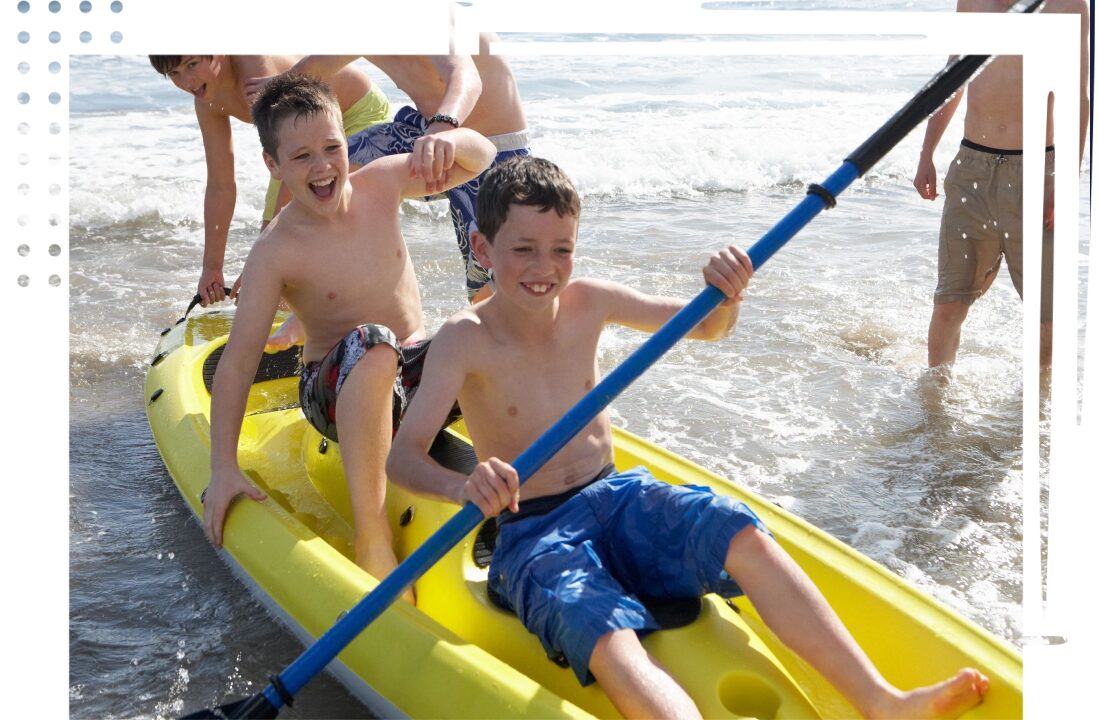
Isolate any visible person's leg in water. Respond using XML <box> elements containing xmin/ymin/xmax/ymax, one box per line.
<box><xmin>1040</xmin><ymin>321</ymin><xmax>1052</xmax><ymax>370</ymax></box>
<box><xmin>335</xmin><ymin>343</ymin><xmax>414</xmax><ymax>604</ymax></box>
<box><xmin>725</xmin><ymin>526</ymin><xmax>988</xmax><ymax>718</ymax></box>
<box><xmin>927</xmin><ymin>300</ymin><xmax>971</xmax><ymax>368</ymax></box>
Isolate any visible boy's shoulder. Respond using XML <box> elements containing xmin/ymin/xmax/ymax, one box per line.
<box><xmin>349</xmin><ymin>153</ymin><xmax>410</xmax><ymax>189</ymax></box>
<box><xmin>565</xmin><ymin>276</ymin><xmax>613</xmax><ymax>294</ymax></box>
<box><xmin>247</xmin><ymin>212</ymin><xmax>302</xmax><ymax>264</ymax></box>
<box><xmin>428</xmin><ymin>306</ymin><xmax>488</xmax><ymax>367</ymax></box>
<box><xmin>560</xmin><ymin>276</ymin><xmax>634</xmax><ymax>307</ymax></box>
<box><xmin>438</xmin><ymin>304</ymin><xmax>486</xmax><ymax>338</ymax></box>
<box><xmin>340</xmin><ymin>157</ymin><xmax>411</xmax><ymax>210</ymax></box>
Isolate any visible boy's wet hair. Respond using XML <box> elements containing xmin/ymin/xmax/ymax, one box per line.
<box><xmin>251</xmin><ymin>73</ymin><xmax>342</xmax><ymax>161</ymax></box>
<box><xmin>476</xmin><ymin>157</ymin><xmax>581</xmax><ymax>242</ymax></box>
<box><xmin>148</xmin><ymin>55</ymin><xmax>210</xmax><ymax>76</ymax></box>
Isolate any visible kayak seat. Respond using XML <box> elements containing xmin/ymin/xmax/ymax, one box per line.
<box><xmin>202</xmin><ymin>343</ymin><xmax>303</xmax><ymax>393</ymax></box>
<box><xmin>428</xmin><ymin>426</ymin><xmax>480</xmax><ymax>475</ymax></box>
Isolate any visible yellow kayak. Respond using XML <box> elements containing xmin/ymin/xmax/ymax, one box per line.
<box><xmin>145</xmin><ymin>309</ymin><xmax>1022</xmax><ymax>719</ymax></box>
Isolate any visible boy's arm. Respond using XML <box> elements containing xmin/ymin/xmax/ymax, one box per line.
<box><xmin>425</xmin><ymin>54</ymin><xmax>482</xmax><ymax>130</ymax></box>
<box><xmin>386</xmin><ymin>320</ymin><xmax>519</xmax><ymax>516</ymax></box>
<box><xmin>913</xmin><ymin>4</ymin><xmax>965</xmax><ymax>203</ymax></box>
<box><xmin>913</xmin><ymin>0</ymin><xmax>970</xmax><ymax>202</ymax></box>
<box><xmin>414</xmin><ymin>55</ymin><xmax>485</xmax><ymax>194</ymax></box>
<box><xmin>600</xmin><ymin>244</ymin><xmax>753</xmax><ymax>341</ymax></box>
<box><xmin>406</xmin><ymin>126</ymin><xmax>495</xmax><ymax>196</ymax></box>
<box><xmin>204</xmin><ymin>242</ymin><xmax>284</xmax><ymax>546</ymax></box>
<box><xmin>912</xmin><ymin>82</ymin><xmax>962</xmax><ymax>202</ymax></box>
<box><xmin>363</xmin><ymin>127</ymin><xmax>494</xmax><ymax>199</ymax></box>
<box><xmin>242</xmin><ymin>55</ymin><xmax>362</xmax><ymax>101</ymax></box>
<box><xmin>195</xmin><ymin>101</ymin><xmax>237</xmax><ymax>306</ymax></box>
<box><xmin>288</xmin><ymin>55</ymin><xmax>362</xmax><ymax>80</ymax></box>
<box><xmin>387</xmin><ymin>321</ymin><xmax>479</xmax><ymax>504</ymax></box>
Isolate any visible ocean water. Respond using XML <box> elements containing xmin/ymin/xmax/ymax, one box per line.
<box><xmin>68</xmin><ymin>9</ymin><xmax>1090</xmax><ymax>720</ymax></box>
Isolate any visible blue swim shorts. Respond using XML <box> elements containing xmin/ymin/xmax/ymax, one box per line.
<box><xmin>487</xmin><ymin>466</ymin><xmax>772</xmax><ymax>686</ymax></box>
<box><xmin>346</xmin><ymin>106</ymin><xmax>533</xmax><ymax>299</ymax></box>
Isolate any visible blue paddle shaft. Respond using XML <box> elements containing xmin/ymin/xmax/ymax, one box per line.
<box><xmin>269</xmin><ymin>160</ymin><xmax>860</xmax><ymax>703</ymax></box>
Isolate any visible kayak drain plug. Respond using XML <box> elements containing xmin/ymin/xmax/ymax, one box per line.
<box><xmin>319</xmin><ymin>438</ymin><xmax>328</xmax><ymax>454</ymax></box>
<box><xmin>399</xmin><ymin>507</ymin><xmax>415</xmax><ymax>527</ymax></box>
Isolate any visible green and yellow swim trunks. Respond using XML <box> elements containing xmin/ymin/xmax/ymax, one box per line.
<box><xmin>262</xmin><ymin>84</ymin><xmax>391</xmax><ymax>222</ymax></box>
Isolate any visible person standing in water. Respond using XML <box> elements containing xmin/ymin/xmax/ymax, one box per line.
<box><xmin>912</xmin><ymin>0</ymin><xmax>1089</xmax><ymax>371</ymax></box>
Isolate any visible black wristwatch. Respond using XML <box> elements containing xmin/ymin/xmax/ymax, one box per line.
<box><xmin>426</xmin><ymin>113</ymin><xmax>460</xmax><ymax>129</ymax></box>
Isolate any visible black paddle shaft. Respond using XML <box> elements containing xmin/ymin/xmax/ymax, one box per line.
<box><xmin>847</xmin><ymin>54</ymin><xmax>989</xmax><ymax>174</ymax></box>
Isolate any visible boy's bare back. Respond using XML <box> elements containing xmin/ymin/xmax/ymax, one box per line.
<box><xmin>182</xmin><ymin>55</ymin><xmax>373</xmax><ymax>124</ymax></box>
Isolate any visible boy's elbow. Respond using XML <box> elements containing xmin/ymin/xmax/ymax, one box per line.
<box><xmin>384</xmin><ymin>451</ymin><xmax>403</xmax><ymax>487</ymax></box>
<box><xmin>385</xmin><ymin>445</ymin><xmax>414</xmax><ymax>489</ymax></box>
<box><xmin>697</xmin><ymin>308</ymin><xmax>738</xmax><ymax>341</ymax></box>
<box><xmin>475</xmin><ymin>135</ymin><xmax>496</xmax><ymax>168</ymax></box>
<box><xmin>700</xmin><ymin>325</ymin><xmax>734</xmax><ymax>342</ymax></box>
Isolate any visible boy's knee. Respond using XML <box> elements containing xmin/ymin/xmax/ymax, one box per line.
<box><xmin>723</xmin><ymin>524</ymin><xmax>777</xmax><ymax>576</ymax></box>
<box><xmin>339</xmin><ymin>343</ymin><xmax>399</xmax><ymax>398</ymax></box>
<box><xmin>932</xmin><ymin>300</ymin><xmax>969</xmax><ymax>325</ymax></box>
<box><xmin>590</xmin><ymin>628</ymin><xmax>646</xmax><ymax>670</ymax></box>
<box><xmin>356</xmin><ymin>343</ymin><xmax>400</xmax><ymax>375</ymax></box>
<box><xmin>727</xmin><ymin>524</ymin><xmax>771</xmax><ymax>556</ymax></box>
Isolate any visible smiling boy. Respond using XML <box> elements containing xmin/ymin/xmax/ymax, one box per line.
<box><xmin>149</xmin><ymin>55</ymin><xmax>391</xmax><ymax>306</ymax></box>
<box><xmin>387</xmin><ymin>156</ymin><xmax>990</xmax><ymax>718</ymax></box>
<box><xmin>202</xmin><ymin>74</ymin><xmax>494</xmax><ymax>590</ymax></box>
<box><xmin>242</xmin><ymin>32</ymin><xmax>531</xmax><ymax>302</ymax></box>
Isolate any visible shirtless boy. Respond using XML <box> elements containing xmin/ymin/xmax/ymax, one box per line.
<box><xmin>149</xmin><ymin>55</ymin><xmax>390</xmax><ymax>306</ymax></box>
<box><xmin>202</xmin><ymin>74</ymin><xmax>494</xmax><ymax>588</ymax></box>
<box><xmin>912</xmin><ymin>0</ymin><xmax>1089</xmax><ymax>369</ymax></box>
<box><xmin>243</xmin><ymin>33</ymin><xmax>530</xmax><ymax>301</ymax></box>
<box><xmin>387</xmin><ymin>156</ymin><xmax>991</xmax><ymax>719</ymax></box>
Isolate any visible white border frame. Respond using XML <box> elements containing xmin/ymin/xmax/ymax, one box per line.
<box><xmin>4</xmin><ymin>0</ymin><xmax>1091</xmax><ymax>716</ymax></box>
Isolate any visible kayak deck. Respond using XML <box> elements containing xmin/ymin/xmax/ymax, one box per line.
<box><xmin>146</xmin><ymin>310</ymin><xmax>1022</xmax><ymax>719</ymax></box>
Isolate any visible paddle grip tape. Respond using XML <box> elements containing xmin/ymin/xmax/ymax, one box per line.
<box><xmin>806</xmin><ymin>183</ymin><xmax>837</xmax><ymax>209</ymax></box>
<box><xmin>269</xmin><ymin>675</ymin><xmax>294</xmax><ymax>708</ymax></box>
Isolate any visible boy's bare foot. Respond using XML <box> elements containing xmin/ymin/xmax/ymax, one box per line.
<box><xmin>356</xmin><ymin>540</ymin><xmax>416</xmax><ymax>605</ymax></box>
<box><xmin>868</xmin><ymin>668</ymin><xmax>989</xmax><ymax>719</ymax></box>
<box><xmin>265</xmin><ymin>313</ymin><xmax>304</xmax><ymax>352</ymax></box>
